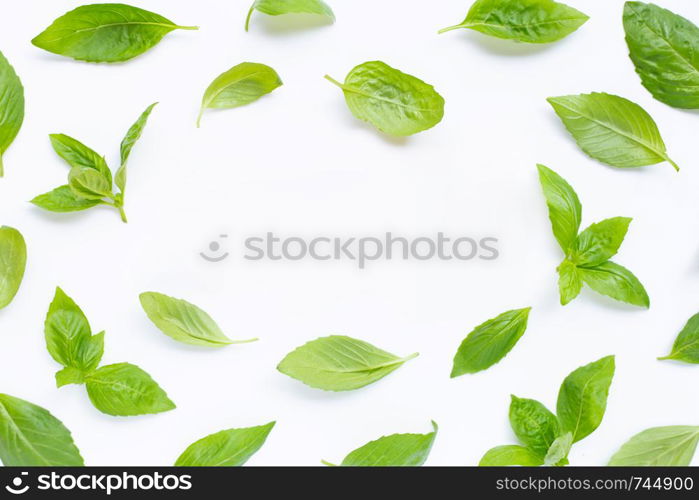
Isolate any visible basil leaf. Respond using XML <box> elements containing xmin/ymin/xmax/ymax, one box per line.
<box><xmin>327</xmin><ymin>421</ymin><xmax>437</xmax><ymax>466</ymax></box>
<box><xmin>451</xmin><ymin>307</ymin><xmax>531</xmax><ymax>377</ymax></box>
<box><xmin>509</xmin><ymin>396</ymin><xmax>558</xmax><ymax>457</ymax></box>
<box><xmin>139</xmin><ymin>291</ymin><xmax>257</xmax><ymax>347</ymax></box>
<box><xmin>439</xmin><ymin>0</ymin><xmax>588</xmax><ymax>43</ymax></box>
<box><xmin>49</xmin><ymin>134</ymin><xmax>112</xmax><ymax>186</ymax></box>
<box><xmin>0</xmin><ymin>394</ymin><xmax>83</xmax><ymax>466</ymax></box>
<box><xmin>609</xmin><ymin>426</ymin><xmax>699</xmax><ymax>466</ymax></box>
<box><xmin>117</xmin><ymin>102</ymin><xmax>157</xmax><ymax>194</ymax></box>
<box><xmin>31</xmin><ymin>185</ymin><xmax>102</xmax><ymax>213</ymax></box>
<box><xmin>544</xmin><ymin>432</ymin><xmax>573</xmax><ymax>466</ymax></box>
<box><xmin>325</xmin><ymin>61</ymin><xmax>445</xmax><ymax>137</ymax></box>
<box><xmin>245</xmin><ymin>0</ymin><xmax>335</xmax><ymax>31</ymax></box>
<box><xmin>44</xmin><ymin>287</ymin><xmax>104</xmax><ymax>383</ymax></box>
<box><xmin>556</xmin><ymin>356</ymin><xmax>615</xmax><ymax>443</ymax></box>
<box><xmin>548</xmin><ymin>92</ymin><xmax>678</xmax><ymax>170</ymax></box>
<box><xmin>659</xmin><ymin>313</ymin><xmax>699</xmax><ymax>363</ymax></box>
<box><xmin>572</xmin><ymin>217</ymin><xmax>632</xmax><ymax>267</ymax></box>
<box><xmin>537</xmin><ymin>164</ymin><xmax>581</xmax><ymax>253</ymax></box>
<box><xmin>197</xmin><ymin>63</ymin><xmax>283</xmax><ymax>127</ymax></box>
<box><xmin>0</xmin><ymin>226</ymin><xmax>26</xmax><ymax>310</ymax></box>
<box><xmin>32</xmin><ymin>3</ymin><xmax>198</xmax><ymax>63</ymax></box>
<box><xmin>175</xmin><ymin>422</ymin><xmax>275</xmax><ymax>466</ymax></box>
<box><xmin>0</xmin><ymin>51</ymin><xmax>24</xmax><ymax>177</ymax></box>
<box><xmin>85</xmin><ymin>363</ymin><xmax>175</xmax><ymax>416</ymax></box>
<box><xmin>557</xmin><ymin>260</ymin><xmax>582</xmax><ymax>306</ymax></box>
<box><xmin>277</xmin><ymin>335</ymin><xmax>418</xmax><ymax>391</ymax></box>
<box><xmin>479</xmin><ymin>445</ymin><xmax>544</xmax><ymax>466</ymax></box>
<box><xmin>579</xmin><ymin>261</ymin><xmax>650</xmax><ymax>308</ymax></box>
<box><xmin>624</xmin><ymin>2</ymin><xmax>699</xmax><ymax>109</ymax></box>
<box><xmin>68</xmin><ymin>167</ymin><xmax>112</xmax><ymax>200</ymax></box>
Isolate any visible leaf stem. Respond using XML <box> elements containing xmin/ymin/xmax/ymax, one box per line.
<box><xmin>118</xmin><ymin>206</ymin><xmax>128</xmax><ymax>223</ymax></box>
<box><xmin>0</xmin><ymin>155</ymin><xmax>4</xmax><ymax>177</ymax></box>
<box><xmin>666</xmin><ymin>156</ymin><xmax>680</xmax><ymax>172</ymax></box>
<box><xmin>229</xmin><ymin>337</ymin><xmax>259</xmax><ymax>344</ymax></box>
<box><xmin>176</xmin><ymin>25</ymin><xmax>199</xmax><ymax>31</ymax></box>
<box><xmin>323</xmin><ymin>74</ymin><xmax>347</xmax><ymax>90</ymax></box>
<box><xmin>437</xmin><ymin>24</ymin><xmax>465</xmax><ymax>34</ymax></box>
<box><xmin>245</xmin><ymin>7</ymin><xmax>254</xmax><ymax>32</ymax></box>
<box><xmin>320</xmin><ymin>460</ymin><xmax>337</xmax><ymax>466</ymax></box>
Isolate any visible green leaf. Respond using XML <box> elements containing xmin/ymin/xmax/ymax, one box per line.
<box><xmin>451</xmin><ymin>307</ymin><xmax>531</xmax><ymax>377</ymax></box>
<box><xmin>56</xmin><ymin>367</ymin><xmax>90</xmax><ymax>388</ymax></box>
<box><xmin>245</xmin><ymin>0</ymin><xmax>335</xmax><ymax>31</ymax></box>
<box><xmin>197</xmin><ymin>63</ymin><xmax>283</xmax><ymax>127</ymax></box>
<box><xmin>277</xmin><ymin>335</ymin><xmax>418</xmax><ymax>391</ymax></box>
<box><xmin>117</xmin><ymin>102</ymin><xmax>157</xmax><ymax>194</ymax></box>
<box><xmin>329</xmin><ymin>421</ymin><xmax>437</xmax><ymax>466</ymax></box>
<box><xmin>32</xmin><ymin>3</ymin><xmax>198</xmax><ymax>63</ymax></box>
<box><xmin>573</xmin><ymin>217</ymin><xmax>632</xmax><ymax>267</ymax></box>
<box><xmin>325</xmin><ymin>61</ymin><xmax>444</xmax><ymax>137</ymax></box>
<box><xmin>479</xmin><ymin>445</ymin><xmax>544</xmax><ymax>466</ymax></box>
<box><xmin>68</xmin><ymin>167</ymin><xmax>112</xmax><ymax>200</ymax></box>
<box><xmin>537</xmin><ymin>164</ymin><xmax>582</xmax><ymax>253</ymax></box>
<box><xmin>547</xmin><ymin>92</ymin><xmax>678</xmax><ymax>170</ymax></box>
<box><xmin>85</xmin><ymin>363</ymin><xmax>175</xmax><ymax>416</ymax></box>
<box><xmin>659</xmin><ymin>313</ymin><xmax>699</xmax><ymax>363</ymax></box>
<box><xmin>139</xmin><ymin>291</ymin><xmax>257</xmax><ymax>347</ymax></box>
<box><xmin>49</xmin><ymin>134</ymin><xmax>112</xmax><ymax>186</ymax></box>
<box><xmin>624</xmin><ymin>2</ymin><xmax>699</xmax><ymax>109</ymax></box>
<box><xmin>609</xmin><ymin>426</ymin><xmax>699</xmax><ymax>466</ymax></box>
<box><xmin>556</xmin><ymin>355</ymin><xmax>615</xmax><ymax>443</ymax></box>
<box><xmin>579</xmin><ymin>261</ymin><xmax>650</xmax><ymax>308</ymax></box>
<box><xmin>439</xmin><ymin>0</ymin><xmax>588</xmax><ymax>43</ymax></box>
<box><xmin>175</xmin><ymin>422</ymin><xmax>275</xmax><ymax>466</ymax></box>
<box><xmin>508</xmin><ymin>396</ymin><xmax>558</xmax><ymax>457</ymax></box>
<box><xmin>544</xmin><ymin>432</ymin><xmax>573</xmax><ymax>466</ymax></box>
<box><xmin>557</xmin><ymin>259</ymin><xmax>582</xmax><ymax>306</ymax></box>
<box><xmin>31</xmin><ymin>185</ymin><xmax>102</xmax><ymax>213</ymax></box>
<box><xmin>0</xmin><ymin>51</ymin><xmax>24</xmax><ymax>177</ymax></box>
<box><xmin>0</xmin><ymin>226</ymin><xmax>26</xmax><ymax>310</ymax></box>
<box><xmin>0</xmin><ymin>393</ymin><xmax>83</xmax><ymax>466</ymax></box>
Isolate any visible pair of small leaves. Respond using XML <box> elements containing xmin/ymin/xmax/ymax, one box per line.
<box><xmin>0</xmin><ymin>226</ymin><xmax>26</xmax><ymax>310</ymax></box>
<box><xmin>0</xmin><ymin>50</ymin><xmax>24</xmax><ymax>177</ymax></box>
<box><xmin>139</xmin><ymin>291</ymin><xmax>257</xmax><ymax>347</ymax></box>
<box><xmin>538</xmin><ymin>164</ymin><xmax>649</xmax><ymax>308</ymax></box>
<box><xmin>175</xmin><ymin>422</ymin><xmax>275</xmax><ymax>466</ymax></box>
<box><xmin>45</xmin><ymin>288</ymin><xmax>175</xmax><ymax>416</ymax></box>
<box><xmin>198</xmin><ymin>62</ymin><xmax>283</xmax><ymax>127</ymax></box>
<box><xmin>246</xmin><ymin>0</ymin><xmax>335</xmax><ymax>31</ymax></box>
<box><xmin>32</xmin><ymin>103</ymin><xmax>156</xmax><ymax>223</ymax></box>
<box><xmin>325</xmin><ymin>61</ymin><xmax>445</xmax><ymax>137</ymax></box>
<box><xmin>323</xmin><ymin>422</ymin><xmax>437</xmax><ymax>467</ymax></box>
<box><xmin>451</xmin><ymin>307</ymin><xmax>531</xmax><ymax>377</ymax></box>
<box><xmin>659</xmin><ymin>312</ymin><xmax>699</xmax><ymax>364</ymax></box>
<box><xmin>609</xmin><ymin>426</ymin><xmax>699</xmax><ymax>466</ymax></box>
<box><xmin>32</xmin><ymin>3</ymin><xmax>198</xmax><ymax>63</ymax></box>
<box><xmin>548</xmin><ymin>92</ymin><xmax>678</xmax><ymax>171</ymax></box>
<box><xmin>439</xmin><ymin>0</ymin><xmax>588</xmax><ymax>44</ymax></box>
<box><xmin>480</xmin><ymin>356</ymin><xmax>615</xmax><ymax>466</ymax></box>
<box><xmin>277</xmin><ymin>335</ymin><xmax>418</xmax><ymax>391</ymax></box>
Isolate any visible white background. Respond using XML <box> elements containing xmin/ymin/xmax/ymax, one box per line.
<box><xmin>0</xmin><ymin>0</ymin><xmax>698</xmax><ymax>466</ymax></box>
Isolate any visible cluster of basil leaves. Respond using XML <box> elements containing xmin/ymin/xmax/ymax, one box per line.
<box><xmin>0</xmin><ymin>0</ymin><xmax>698</xmax><ymax>467</ymax></box>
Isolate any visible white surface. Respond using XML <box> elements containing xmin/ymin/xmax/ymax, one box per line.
<box><xmin>0</xmin><ymin>0</ymin><xmax>698</xmax><ymax>466</ymax></box>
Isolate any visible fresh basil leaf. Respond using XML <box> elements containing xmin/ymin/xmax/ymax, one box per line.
<box><xmin>609</xmin><ymin>426</ymin><xmax>699</xmax><ymax>466</ymax></box>
<box><xmin>0</xmin><ymin>51</ymin><xmax>24</xmax><ymax>177</ymax></box>
<box><xmin>659</xmin><ymin>313</ymin><xmax>699</xmax><ymax>363</ymax></box>
<box><xmin>572</xmin><ymin>217</ymin><xmax>632</xmax><ymax>267</ymax></box>
<box><xmin>544</xmin><ymin>432</ymin><xmax>573</xmax><ymax>466</ymax></box>
<box><xmin>0</xmin><ymin>393</ymin><xmax>83</xmax><ymax>466</ymax></box>
<box><xmin>32</xmin><ymin>3</ymin><xmax>198</xmax><ymax>63</ymax></box>
<box><xmin>325</xmin><ymin>61</ymin><xmax>444</xmax><ymax>137</ymax></box>
<box><xmin>31</xmin><ymin>185</ymin><xmax>102</xmax><ymax>213</ymax></box>
<box><xmin>509</xmin><ymin>396</ymin><xmax>558</xmax><ymax>457</ymax></box>
<box><xmin>68</xmin><ymin>167</ymin><xmax>112</xmax><ymax>200</ymax></box>
<box><xmin>451</xmin><ymin>307</ymin><xmax>531</xmax><ymax>377</ymax></box>
<box><xmin>197</xmin><ymin>63</ymin><xmax>282</xmax><ymax>127</ymax></box>
<box><xmin>245</xmin><ymin>0</ymin><xmax>335</xmax><ymax>31</ymax></box>
<box><xmin>277</xmin><ymin>335</ymin><xmax>418</xmax><ymax>391</ymax></box>
<box><xmin>139</xmin><ymin>291</ymin><xmax>257</xmax><ymax>347</ymax></box>
<box><xmin>85</xmin><ymin>363</ymin><xmax>175</xmax><ymax>416</ymax></box>
<box><xmin>557</xmin><ymin>259</ymin><xmax>582</xmax><ymax>306</ymax></box>
<box><xmin>175</xmin><ymin>422</ymin><xmax>275</xmax><ymax>466</ymax></box>
<box><xmin>579</xmin><ymin>261</ymin><xmax>650</xmax><ymax>308</ymax></box>
<box><xmin>49</xmin><ymin>134</ymin><xmax>112</xmax><ymax>186</ymax></box>
<box><xmin>537</xmin><ymin>164</ymin><xmax>581</xmax><ymax>253</ymax></box>
<box><xmin>117</xmin><ymin>102</ymin><xmax>157</xmax><ymax>194</ymax></box>
<box><xmin>326</xmin><ymin>421</ymin><xmax>437</xmax><ymax>466</ymax></box>
<box><xmin>0</xmin><ymin>226</ymin><xmax>26</xmax><ymax>310</ymax></box>
<box><xmin>624</xmin><ymin>2</ymin><xmax>699</xmax><ymax>109</ymax></box>
<box><xmin>556</xmin><ymin>356</ymin><xmax>615</xmax><ymax>443</ymax></box>
<box><xmin>479</xmin><ymin>445</ymin><xmax>544</xmax><ymax>466</ymax></box>
<box><xmin>548</xmin><ymin>92</ymin><xmax>678</xmax><ymax>170</ymax></box>
<box><xmin>439</xmin><ymin>0</ymin><xmax>588</xmax><ymax>43</ymax></box>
